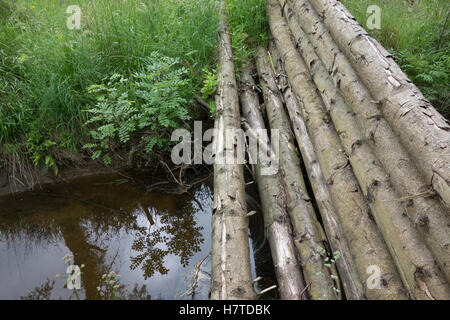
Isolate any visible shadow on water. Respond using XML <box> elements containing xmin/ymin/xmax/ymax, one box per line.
<box><xmin>0</xmin><ymin>171</ymin><xmax>278</xmax><ymax>300</ymax></box>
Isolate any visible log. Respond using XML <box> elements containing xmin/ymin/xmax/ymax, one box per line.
<box><xmin>308</xmin><ymin>0</ymin><xmax>450</xmax><ymax>209</ymax></box>
<box><xmin>269</xmin><ymin>21</ymin><xmax>407</xmax><ymax>301</ymax></box>
<box><xmin>268</xmin><ymin>40</ymin><xmax>365</xmax><ymax>300</ymax></box>
<box><xmin>255</xmin><ymin>46</ymin><xmax>338</xmax><ymax>300</ymax></box>
<box><xmin>281</xmin><ymin>0</ymin><xmax>450</xmax><ymax>284</ymax></box>
<box><xmin>267</xmin><ymin>0</ymin><xmax>450</xmax><ymax>299</ymax></box>
<box><xmin>210</xmin><ymin>1</ymin><xmax>256</xmax><ymax>300</ymax></box>
<box><xmin>240</xmin><ymin>67</ymin><xmax>307</xmax><ymax>300</ymax></box>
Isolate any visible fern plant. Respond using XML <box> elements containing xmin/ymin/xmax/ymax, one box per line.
<box><xmin>83</xmin><ymin>52</ymin><xmax>191</xmax><ymax>164</ymax></box>
<box><xmin>394</xmin><ymin>48</ymin><xmax>449</xmax><ymax>118</ymax></box>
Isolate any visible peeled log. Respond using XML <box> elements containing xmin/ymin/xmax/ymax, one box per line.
<box><xmin>240</xmin><ymin>68</ymin><xmax>306</xmax><ymax>300</ymax></box>
<box><xmin>267</xmin><ymin>0</ymin><xmax>450</xmax><ymax>299</ymax></box>
<box><xmin>268</xmin><ymin>12</ymin><xmax>407</xmax><ymax>300</ymax></box>
<box><xmin>255</xmin><ymin>46</ymin><xmax>338</xmax><ymax>300</ymax></box>
<box><xmin>281</xmin><ymin>0</ymin><xmax>450</xmax><ymax>283</ymax></box>
<box><xmin>308</xmin><ymin>0</ymin><xmax>450</xmax><ymax>209</ymax></box>
<box><xmin>210</xmin><ymin>2</ymin><xmax>256</xmax><ymax>300</ymax></box>
<box><xmin>268</xmin><ymin>41</ymin><xmax>365</xmax><ymax>300</ymax></box>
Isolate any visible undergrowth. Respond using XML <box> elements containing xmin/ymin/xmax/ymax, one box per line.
<box><xmin>83</xmin><ymin>53</ymin><xmax>192</xmax><ymax>165</ymax></box>
<box><xmin>0</xmin><ymin>0</ymin><xmax>219</xmax><ymax>181</ymax></box>
<box><xmin>341</xmin><ymin>0</ymin><xmax>450</xmax><ymax>119</ymax></box>
<box><xmin>0</xmin><ymin>0</ymin><xmax>446</xmax><ymax>185</ymax></box>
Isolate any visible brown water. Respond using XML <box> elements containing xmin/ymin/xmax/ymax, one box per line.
<box><xmin>0</xmin><ymin>172</ymin><xmax>276</xmax><ymax>300</ymax></box>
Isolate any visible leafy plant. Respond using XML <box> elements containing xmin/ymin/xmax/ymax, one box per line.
<box><xmin>340</xmin><ymin>0</ymin><xmax>450</xmax><ymax>118</ymax></box>
<box><xmin>83</xmin><ymin>52</ymin><xmax>192</xmax><ymax>164</ymax></box>
<box><xmin>231</xmin><ymin>24</ymin><xmax>252</xmax><ymax>75</ymax></box>
<box><xmin>0</xmin><ymin>0</ymin><xmax>219</xmax><ymax>178</ymax></box>
<box><xmin>200</xmin><ymin>67</ymin><xmax>218</xmax><ymax>119</ymax></box>
<box><xmin>25</xmin><ymin>126</ymin><xmax>59</xmax><ymax>175</ymax></box>
<box><xmin>394</xmin><ymin>48</ymin><xmax>449</xmax><ymax>118</ymax></box>
<box><xmin>226</xmin><ymin>0</ymin><xmax>268</xmax><ymax>48</ymax></box>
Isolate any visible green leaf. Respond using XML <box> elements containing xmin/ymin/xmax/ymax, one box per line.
<box><xmin>92</xmin><ymin>150</ymin><xmax>102</xmax><ymax>160</ymax></box>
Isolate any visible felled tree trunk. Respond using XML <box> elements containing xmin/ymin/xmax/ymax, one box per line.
<box><xmin>267</xmin><ymin>0</ymin><xmax>450</xmax><ymax>299</ymax></box>
<box><xmin>268</xmin><ymin>8</ymin><xmax>406</xmax><ymax>300</ymax></box>
<box><xmin>255</xmin><ymin>46</ymin><xmax>338</xmax><ymax>300</ymax></box>
<box><xmin>281</xmin><ymin>0</ymin><xmax>450</xmax><ymax>284</ymax></box>
<box><xmin>240</xmin><ymin>67</ymin><xmax>307</xmax><ymax>300</ymax></box>
<box><xmin>210</xmin><ymin>1</ymin><xmax>256</xmax><ymax>300</ymax></box>
<box><xmin>268</xmin><ymin>41</ymin><xmax>366</xmax><ymax>300</ymax></box>
<box><xmin>308</xmin><ymin>0</ymin><xmax>450</xmax><ymax>209</ymax></box>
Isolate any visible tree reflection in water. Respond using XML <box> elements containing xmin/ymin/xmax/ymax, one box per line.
<box><xmin>0</xmin><ymin>173</ymin><xmax>213</xmax><ymax>299</ymax></box>
<box><xmin>130</xmin><ymin>206</ymin><xmax>204</xmax><ymax>278</ymax></box>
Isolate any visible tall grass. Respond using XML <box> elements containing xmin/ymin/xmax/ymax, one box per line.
<box><xmin>225</xmin><ymin>0</ymin><xmax>268</xmax><ymax>73</ymax></box>
<box><xmin>341</xmin><ymin>0</ymin><xmax>449</xmax><ymax>118</ymax></box>
<box><xmin>1</xmin><ymin>0</ymin><xmax>446</xmax><ymax>179</ymax></box>
<box><xmin>0</xmin><ymin>0</ymin><xmax>220</xmax><ymax>173</ymax></box>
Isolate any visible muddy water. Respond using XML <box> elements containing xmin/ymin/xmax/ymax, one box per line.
<box><xmin>0</xmin><ymin>172</ymin><xmax>276</xmax><ymax>300</ymax></box>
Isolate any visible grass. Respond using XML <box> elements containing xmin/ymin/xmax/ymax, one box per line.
<box><xmin>0</xmin><ymin>0</ymin><xmax>447</xmax><ymax>183</ymax></box>
<box><xmin>0</xmin><ymin>0</ymin><xmax>220</xmax><ymax>176</ymax></box>
<box><xmin>341</xmin><ymin>0</ymin><xmax>450</xmax><ymax>119</ymax></box>
<box><xmin>227</xmin><ymin>0</ymin><xmax>268</xmax><ymax>74</ymax></box>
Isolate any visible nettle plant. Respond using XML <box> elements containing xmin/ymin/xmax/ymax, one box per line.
<box><xmin>83</xmin><ymin>52</ymin><xmax>191</xmax><ymax>165</ymax></box>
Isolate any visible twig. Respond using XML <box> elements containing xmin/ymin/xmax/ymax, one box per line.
<box><xmin>159</xmin><ymin>159</ymin><xmax>183</xmax><ymax>186</ymax></box>
<box><xmin>194</xmin><ymin>95</ymin><xmax>212</xmax><ymax>113</ymax></box>
<box><xmin>186</xmin><ymin>254</ymin><xmax>210</xmax><ymax>297</ymax></box>
<box><xmin>256</xmin><ymin>285</ymin><xmax>277</xmax><ymax>296</ymax></box>
<box><xmin>380</xmin><ymin>188</ymin><xmax>435</xmax><ymax>203</ymax></box>
<box><xmin>299</xmin><ymin>282</ymin><xmax>311</xmax><ymax>299</ymax></box>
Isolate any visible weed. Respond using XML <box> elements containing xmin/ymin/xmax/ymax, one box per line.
<box><xmin>341</xmin><ymin>0</ymin><xmax>450</xmax><ymax>118</ymax></box>
<box><xmin>83</xmin><ymin>53</ymin><xmax>191</xmax><ymax>164</ymax></box>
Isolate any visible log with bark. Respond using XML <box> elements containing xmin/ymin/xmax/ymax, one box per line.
<box><xmin>255</xmin><ymin>46</ymin><xmax>339</xmax><ymax>300</ymax></box>
<box><xmin>268</xmin><ymin>40</ymin><xmax>366</xmax><ymax>300</ymax></box>
<box><xmin>267</xmin><ymin>0</ymin><xmax>450</xmax><ymax>299</ymax></box>
<box><xmin>240</xmin><ymin>67</ymin><xmax>307</xmax><ymax>300</ymax></box>
<box><xmin>307</xmin><ymin>0</ymin><xmax>450</xmax><ymax>209</ymax></box>
<box><xmin>268</xmin><ymin>11</ymin><xmax>406</xmax><ymax>300</ymax></box>
<box><xmin>280</xmin><ymin>0</ymin><xmax>450</xmax><ymax>284</ymax></box>
<box><xmin>210</xmin><ymin>1</ymin><xmax>256</xmax><ymax>300</ymax></box>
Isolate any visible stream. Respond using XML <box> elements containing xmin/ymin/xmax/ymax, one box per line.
<box><xmin>0</xmin><ymin>172</ymin><xmax>276</xmax><ymax>300</ymax></box>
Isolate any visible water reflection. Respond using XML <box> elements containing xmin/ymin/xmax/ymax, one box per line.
<box><xmin>0</xmin><ymin>173</ymin><xmax>213</xmax><ymax>300</ymax></box>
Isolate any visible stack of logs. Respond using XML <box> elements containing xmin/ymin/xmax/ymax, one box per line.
<box><xmin>210</xmin><ymin>0</ymin><xmax>450</xmax><ymax>300</ymax></box>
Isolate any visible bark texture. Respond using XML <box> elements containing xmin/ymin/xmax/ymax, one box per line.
<box><xmin>308</xmin><ymin>0</ymin><xmax>450</xmax><ymax>209</ymax></box>
<box><xmin>210</xmin><ymin>2</ymin><xmax>256</xmax><ymax>300</ymax></box>
<box><xmin>268</xmin><ymin>6</ymin><xmax>407</xmax><ymax>300</ymax></box>
<box><xmin>256</xmin><ymin>46</ymin><xmax>338</xmax><ymax>300</ymax></box>
<box><xmin>267</xmin><ymin>0</ymin><xmax>450</xmax><ymax>300</ymax></box>
<box><xmin>281</xmin><ymin>0</ymin><xmax>450</xmax><ymax>282</ymax></box>
<box><xmin>240</xmin><ymin>68</ymin><xmax>307</xmax><ymax>300</ymax></box>
<box><xmin>268</xmin><ymin>40</ymin><xmax>365</xmax><ymax>300</ymax></box>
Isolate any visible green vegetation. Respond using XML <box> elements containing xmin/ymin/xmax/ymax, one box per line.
<box><xmin>227</xmin><ymin>0</ymin><xmax>268</xmax><ymax>72</ymax></box>
<box><xmin>0</xmin><ymin>0</ymin><xmax>219</xmax><ymax>176</ymax></box>
<box><xmin>0</xmin><ymin>0</ymin><xmax>447</xmax><ymax>184</ymax></box>
<box><xmin>0</xmin><ymin>0</ymin><xmax>268</xmax><ymax>181</ymax></box>
<box><xmin>84</xmin><ymin>53</ymin><xmax>192</xmax><ymax>165</ymax></box>
<box><xmin>341</xmin><ymin>0</ymin><xmax>449</xmax><ymax>118</ymax></box>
